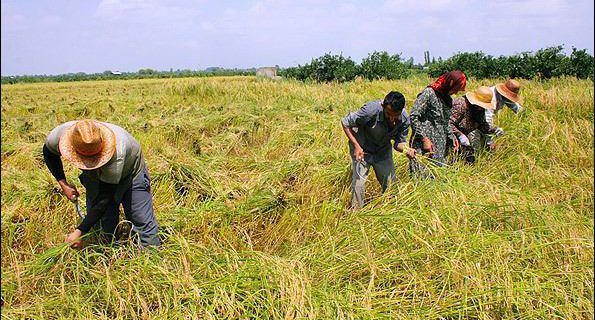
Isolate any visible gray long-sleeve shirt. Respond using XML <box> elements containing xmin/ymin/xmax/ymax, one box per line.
<box><xmin>342</xmin><ymin>100</ymin><xmax>410</xmax><ymax>161</ymax></box>
<box><xmin>44</xmin><ymin>121</ymin><xmax>147</xmax><ymax>232</ymax></box>
<box><xmin>44</xmin><ymin>121</ymin><xmax>146</xmax><ymax>201</ymax></box>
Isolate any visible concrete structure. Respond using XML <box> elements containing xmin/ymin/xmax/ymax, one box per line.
<box><xmin>256</xmin><ymin>67</ymin><xmax>279</xmax><ymax>79</ymax></box>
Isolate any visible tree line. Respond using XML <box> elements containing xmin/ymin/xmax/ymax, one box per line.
<box><xmin>2</xmin><ymin>45</ymin><xmax>593</xmax><ymax>84</ymax></box>
<box><xmin>282</xmin><ymin>46</ymin><xmax>593</xmax><ymax>82</ymax></box>
<box><xmin>427</xmin><ymin>46</ymin><xmax>594</xmax><ymax>80</ymax></box>
<box><xmin>280</xmin><ymin>51</ymin><xmax>415</xmax><ymax>82</ymax></box>
<box><xmin>1</xmin><ymin>68</ymin><xmax>255</xmax><ymax>84</ymax></box>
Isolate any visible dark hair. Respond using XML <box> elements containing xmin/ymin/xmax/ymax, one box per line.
<box><xmin>383</xmin><ymin>91</ymin><xmax>405</xmax><ymax>111</ymax></box>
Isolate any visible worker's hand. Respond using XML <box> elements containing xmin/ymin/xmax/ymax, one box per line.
<box><xmin>421</xmin><ymin>138</ymin><xmax>433</xmax><ymax>153</ymax></box>
<box><xmin>494</xmin><ymin>127</ymin><xmax>505</xmax><ymax>137</ymax></box>
<box><xmin>354</xmin><ymin>145</ymin><xmax>364</xmax><ymax>161</ymax></box>
<box><xmin>458</xmin><ymin>134</ymin><xmax>471</xmax><ymax>147</ymax></box>
<box><xmin>64</xmin><ymin>229</ymin><xmax>83</xmax><ymax>249</ymax></box>
<box><xmin>58</xmin><ymin>180</ymin><xmax>79</xmax><ymax>202</ymax></box>
<box><xmin>488</xmin><ymin>142</ymin><xmax>497</xmax><ymax>151</ymax></box>
<box><xmin>405</xmin><ymin>148</ymin><xmax>416</xmax><ymax>160</ymax></box>
<box><xmin>452</xmin><ymin>136</ymin><xmax>460</xmax><ymax>153</ymax></box>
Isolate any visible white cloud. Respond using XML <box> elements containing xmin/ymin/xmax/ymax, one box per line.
<box><xmin>199</xmin><ymin>21</ymin><xmax>215</xmax><ymax>31</ymax></box>
<box><xmin>1</xmin><ymin>2</ymin><xmax>28</xmax><ymax>30</ymax></box>
<box><xmin>337</xmin><ymin>3</ymin><xmax>356</xmax><ymax>14</ymax></box>
<box><xmin>488</xmin><ymin>0</ymin><xmax>571</xmax><ymax>16</ymax></box>
<box><xmin>95</xmin><ymin>0</ymin><xmax>202</xmax><ymax>22</ymax></box>
<box><xmin>383</xmin><ymin>0</ymin><xmax>465</xmax><ymax>12</ymax></box>
<box><xmin>40</xmin><ymin>14</ymin><xmax>61</xmax><ymax>27</ymax></box>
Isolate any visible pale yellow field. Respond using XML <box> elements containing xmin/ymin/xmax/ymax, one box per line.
<box><xmin>1</xmin><ymin>76</ymin><xmax>593</xmax><ymax>319</ymax></box>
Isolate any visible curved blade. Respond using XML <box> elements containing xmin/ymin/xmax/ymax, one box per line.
<box><xmin>74</xmin><ymin>199</ymin><xmax>85</xmax><ymax>220</ymax></box>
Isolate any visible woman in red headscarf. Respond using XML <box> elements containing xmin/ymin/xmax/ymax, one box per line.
<box><xmin>408</xmin><ymin>70</ymin><xmax>467</xmax><ymax>179</ymax></box>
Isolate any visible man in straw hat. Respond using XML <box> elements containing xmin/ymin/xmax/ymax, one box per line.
<box><xmin>43</xmin><ymin>119</ymin><xmax>160</xmax><ymax>248</ymax></box>
<box><xmin>341</xmin><ymin>91</ymin><xmax>414</xmax><ymax>210</ymax></box>
<box><xmin>449</xmin><ymin>86</ymin><xmax>497</xmax><ymax>163</ymax></box>
<box><xmin>469</xmin><ymin>79</ymin><xmax>523</xmax><ymax>151</ymax></box>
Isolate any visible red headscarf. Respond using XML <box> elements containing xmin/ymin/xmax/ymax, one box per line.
<box><xmin>428</xmin><ymin>70</ymin><xmax>467</xmax><ymax>106</ymax></box>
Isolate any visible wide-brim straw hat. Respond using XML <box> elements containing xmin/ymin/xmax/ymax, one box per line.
<box><xmin>58</xmin><ymin>120</ymin><xmax>116</xmax><ymax>170</ymax></box>
<box><xmin>495</xmin><ymin>79</ymin><xmax>521</xmax><ymax>102</ymax></box>
<box><xmin>465</xmin><ymin>86</ymin><xmax>495</xmax><ymax>110</ymax></box>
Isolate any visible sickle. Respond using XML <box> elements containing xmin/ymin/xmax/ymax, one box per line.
<box><xmin>72</xmin><ymin>198</ymin><xmax>85</xmax><ymax>220</ymax></box>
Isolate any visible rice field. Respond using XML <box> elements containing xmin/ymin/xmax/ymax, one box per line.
<box><xmin>1</xmin><ymin>75</ymin><xmax>593</xmax><ymax>319</ymax></box>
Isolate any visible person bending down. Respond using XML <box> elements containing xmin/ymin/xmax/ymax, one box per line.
<box><xmin>450</xmin><ymin>86</ymin><xmax>497</xmax><ymax>164</ymax></box>
<box><xmin>409</xmin><ymin>71</ymin><xmax>467</xmax><ymax>179</ymax></box>
<box><xmin>43</xmin><ymin>119</ymin><xmax>161</xmax><ymax>248</ymax></box>
<box><xmin>341</xmin><ymin>91</ymin><xmax>415</xmax><ymax>210</ymax></box>
<box><xmin>468</xmin><ymin>79</ymin><xmax>524</xmax><ymax>151</ymax></box>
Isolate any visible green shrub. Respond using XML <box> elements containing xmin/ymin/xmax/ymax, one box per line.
<box><xmin>282</xmin><ymin>52</ymin><xmax>409</xmax><ymax>82</ymax></box>
<box><xmin>317</xmin><ymin>53</ymin><xmax>359</xmax><ymax>82</ymax></box>
<box><xmin>563</xmin><ymin>47</ymin><xmax>595</xmax><ymax>80</ymax></box>
<box><xmin>280</xmin><ymin>53</ymin><xmax>358</xmax><ymax>82</ymax></box>
<box><xmin>533</xmin><ymin>46</ymin><xmax>566</xmax><ymax>79</ymax></box>
<box><xmin>426</xmin><ymin>46</ymin><xmax>594</xmax><ymax>80</ymax></box>
<box><xmin>359</xmin><ymin>51</ymin><xmax>411</xmax><ymax>80</ymax></box>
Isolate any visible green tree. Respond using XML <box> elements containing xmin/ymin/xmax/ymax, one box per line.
<box><xmin>563</xmin><ymin>47</ymin><xmax>595</xmax><ymax>79</ymax></box>
<box><xmin>359</xmin><ymin>51</ymin><xmax>411</xmax><ymax>80</ymax></box>
<box><xmin>533</xmin><ymin>46</ymin><xmax>566</xmax><ymax>79</ymax></box>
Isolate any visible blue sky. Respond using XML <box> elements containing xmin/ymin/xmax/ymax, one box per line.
<box><xmin>1</xmin><ymin>0</ymin><xmax>594</xmax><ymax>76</ymax></box>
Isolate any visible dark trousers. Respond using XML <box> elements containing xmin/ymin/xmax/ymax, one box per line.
<box><xmin>81</xmin><ymin>168</ymin><xmax>161</xmax><ymax>247</ymax></box>
<box><xmin>456</xmin><ymin>145</ymin><xmax>476</xmax><ymax>164</ymax></box>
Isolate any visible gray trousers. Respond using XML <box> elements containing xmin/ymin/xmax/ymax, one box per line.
<box><xmin>350</xmin><ymin>155</ymin><xmax>396</xmax><ymax>209</ymax></box>
<box><xmin>81</xmin><ymin>168</ymin><xmax>161</xmax><ymax>247</ymax></box>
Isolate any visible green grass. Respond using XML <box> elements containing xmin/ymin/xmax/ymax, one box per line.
<box><xmin>1</xmin><ymin>75</ymin><xmax>593</xmax><ymax>319</ymax></box>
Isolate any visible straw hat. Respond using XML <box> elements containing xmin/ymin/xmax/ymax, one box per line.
<box><xmin>465</xmin><ymin>86</ymin><xmax>495</xmax><ymax>110</ymax></box>
<box><xmin>495</xmin><ymin>79</ymin><xmax>521</xmax><ymax>102</ymax></box>
<box><xmin>58</xmin><ymin>120</ymin><xmax>116</xmax><ymax>170</ymax></box>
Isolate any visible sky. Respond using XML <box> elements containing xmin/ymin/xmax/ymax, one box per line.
<box><xmin>1</xmin><ymin>0</ymin><xmax>594</xmax><ymax>76</ymax></box>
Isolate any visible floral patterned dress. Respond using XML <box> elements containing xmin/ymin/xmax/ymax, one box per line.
<box><xmin>409</xmin><ymin>87</ymin><xmax>455</xmax><ymax>178</ymax></box>
<box><xmin>449</xmin><ymin>97</ymin><xmax>495</xmax><ymax>163</ymax></box>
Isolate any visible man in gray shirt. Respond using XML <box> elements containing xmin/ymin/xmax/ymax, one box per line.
<box><xmin>341</xmin><ymin>91</ymin><xmax>415</xmax><ymax>209</ymax></box>
<box><xmin>43</xmin><ymin>119</ymin><xmax>160</xmax><ymax>248</ymax></box>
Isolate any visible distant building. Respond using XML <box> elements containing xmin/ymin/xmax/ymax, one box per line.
<box><xmin>256</xmin><ymin>67</ymin><xmax>279</xmax><ymax>79</ymax></box>
<box><xmin>111</xmin><ymin>71</ymin><xmax>122</xmax><ymax>75</ymax></box>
